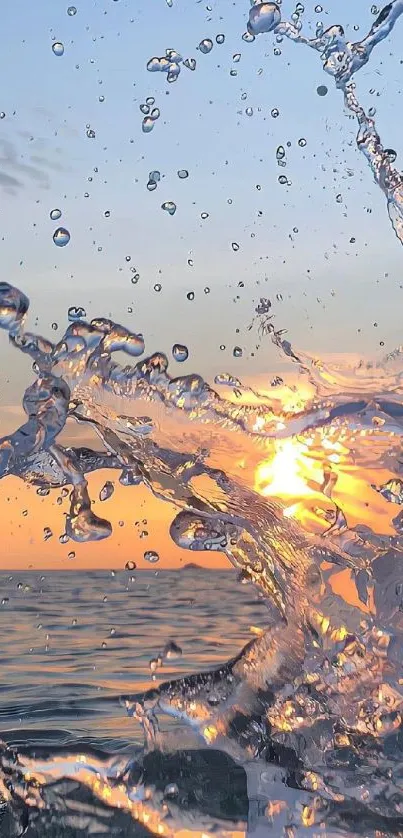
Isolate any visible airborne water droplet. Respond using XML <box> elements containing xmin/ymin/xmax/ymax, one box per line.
<box><xmin>247</xmin><ymin>2</ymin><xmax>281</xmax><ymax>36</ymax></box>
<box><xmin>142</xmin><ymin>117</ymin><xmax>154</xmax><ymax>133</ymax></box>
<box><xmin>68</xmin><ymin>306</ymin><xmax>86</xmax><ymax>321</ymax></box>
<box><xmin>53</xmin><ymin>227</ymin><xmax>70</xmax><ymax>247</ymax></box>
<box><xmin>161</xmin><ymin>201</ymin><xmax>177</xmax><ymax>215</ymax></box>
<box><xmin>50</xmin><ymin>208</ymin><xmax>62</xmax><ymax>220</ymax></box>
<box><xmin>317</xmin><ymin>84</ymin><xmax>328</xmax><ymax>96</ymax></box>
<box><xmin>172</xmin><ymin>343</ymin><xmax>189</xmax><ymax>362</ymax></box>
<box><xmin>99</xmin><ymin>480</ymin><xmax>114</xmax><ymax>502</ymax></box>
<box><xmin>233</xmin><ymin>346</ymin><xmax>243</xmax><ymax>358</ymax></box>
<box><xmin>125</xmin><ymin>560</ymin><xmax>136</xmax><ymax>571</ymax></box>
<box><xmin>144</xmin><ymin>550</ymin><xmax>160</xmax><ymax>563</ymax></box>
<box><xmin>52</xmin><ymin>42</ymin><xmax>64</xmax><ymax>56</ymax></box>
<box><xmin>198</xmin><ymin>38</ymin><xmax>213</xmax><ymax>54</ymax></box>
<box><xmin>216</xmin><ymin>34</ymin><xmax>225</xmax><ymax>44</ymax></box>
<box><xmin>67</xmin><ymin>5</ymin><xmax>77</xmax><ymax>14</ymax></box>
<box><xmin>183</xmin><ymin>57</ymin><xmax>196</xmax><ymax>71</ymax></box>
<box><xmin>178</xmin><ymin>169</ymin><xmax>189</xmax><ymax>179</ymax></box>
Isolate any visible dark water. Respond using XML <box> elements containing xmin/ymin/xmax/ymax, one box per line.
<box><xmin>0</xmin><ymin>569</ymin><xmax>266</xmax><ymax>750</ymax></box>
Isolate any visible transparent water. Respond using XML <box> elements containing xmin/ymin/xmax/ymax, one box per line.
<box><xmin>2</xmin><ymin>1</ymin><xmax>403</xmax><ymax>836</ymax></box>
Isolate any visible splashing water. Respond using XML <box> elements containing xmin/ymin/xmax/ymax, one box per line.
<box><xmin>3</xmin><ymin>2</ymin><xmax>403</xmax><ymax>835</ymax></box>
<box><xmin>148</xmin><ymin>0</ymin><xmax>403</xmax><ymax>243</ymax></box>
<box><xmin>256</xmin><ymin>0</ymin><xmax>403</xmax><ymax>244</ymax></box>
<box><xmin>3</xmin><ymin>271</ymin><xmax>403</xmax><ymax>831</ymax></box>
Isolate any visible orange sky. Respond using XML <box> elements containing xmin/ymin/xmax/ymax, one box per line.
<box><xmin>0</xmin><ymin>364</ymin><xmax>399</xmax><ymax>571</ymax></box>
<box><xmin>0</xmin><ymin>472</ymin><xmax>230</xmax><ymax>570</ymax></box>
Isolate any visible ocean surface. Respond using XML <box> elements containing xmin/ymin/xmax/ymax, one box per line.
<box><xmin>0</xmin><ymin>568</ymin><xmax>266</xmax><ymax>750</ymax></box>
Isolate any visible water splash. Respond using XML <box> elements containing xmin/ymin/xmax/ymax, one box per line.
<box><xmin>146</xmin><ymin>1</ymin><xmax>403</xmax><ymax>243</ymax></box>
<box><xmin>3</xmin><ymin>3</ymin><xmax>403</xmax><ymax>833</ymax></box>
<box><xmin>262</xmin><ymin>1</ymin><xmax>403</xmax><ymax>244</ymax></box>
<box><xmin>3</xmin><ymin>283</ymin><xmax>403</xmax><ymax>830</ymax></box>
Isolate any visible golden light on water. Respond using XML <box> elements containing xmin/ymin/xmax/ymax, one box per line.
<box><xmin>255</xmin><ymin>439</ymin><xmax>319</xmax><ymax>502</ymax></box>
<box><xmin>254</xmin><ymin>426</ymin><xmax>399</xmax><ymax>537</ymax></box>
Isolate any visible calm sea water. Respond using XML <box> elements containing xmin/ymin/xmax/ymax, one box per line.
<box><xmin>0</xmin><ymin>569</ymin><xmax>267</xmax><ymax>752</ymax></box>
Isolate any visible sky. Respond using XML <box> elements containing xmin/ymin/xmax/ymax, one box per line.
<box><xmin>0</xmin><ymin>0</ymin><xmax>402</xmax><ymax>568</ymax></box>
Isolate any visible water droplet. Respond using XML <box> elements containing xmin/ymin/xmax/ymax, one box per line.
<box><xmin>68</xmin><ymin>551</ymin><xmax>76</xmax><ymax>560</ymax></box>
<box><xmin>53</xmin><ymin>227</ymin><xmax>70</xmax><ymax>247</ymax></box>
<box><xmin>317</xmin><ymin>84</ymin><xmax>328</xmax><ymax>96</ymax></box>
<box><xmin>125</xmin><ymin>560</ymin><xmax>136</xmax><ymax>571</ymax></box>
<box><xmin>142</xmin><ymin>117</ymin><xmax>154</xmax><ymax>133</ymax></box>
<box><xmin>201</xmin><ymin>212</ymin><xmax>209</xmax><ymax>219</ymax></box>
<box><xmin>0</xmin><ymin>112</ymin><xmax>5</xmax><ymax>119</ymax></box>
<box><xmin>154</xmin><ymin>283</ymin><xmax>162</xmax><ymax>292</ymax></box>
<box><xmin>52</xmin><ymin>42</ymin><xmax>64</xmax><ymax>56</ymax></box>
<box><xmin>187</xmin><ymin>291</ymin><xmax>195</xmax><ymax>301</ymax></box>
<box><xmin>247</xmin><ymin>3</ymin><xmax>281</xmax><ymax>36</ymax></box>
<box><xmin>86</xmin><ymin>127</ymin><xmax>96</xmax><ymax>139</ymax></box>
<box><xmin>271</xmin><ymin>107</ymin><xmax>279</xmax><ymax>118</ymax></box>
<box><xmin>67</xmin><ymin>5</ymin><xmax>77</xmax><ymax>14</ymax></box>
<box><xmin>216</xmin><ymin>34</ymin><xmax>225</xmax><ymax>44</ymax></box>
<box><xmin>233</xmin><ymin>346</ymin><xmax>243</xmax><ymax>358</ymax></box>
<box><xmin>386</xmin><ymin>148</ymin><xmax>397</xmax><ymax>163</ymax></box>
<box><xmin>144</xmin><ymin>550</ymin><xmax>160</xmax><ymax>563</ymax></box>
<box><xmin>278</xmin><ymin>174</ymin><xmax>288</xmax><ymax>185</ymax></box>
<box><xmin>232</xmin><ymin>242</ymin><xmax>240</xmax><ymax>251</ymax></box>
<box><xmin>99</xmin><ymin>481</ymin><xmax>114</xmax><ymax>502</ymax></box>
<box><xmin>161</xmin><ymin>201</ymin><xmax>177</xmax><ymax>215</ymax></box>
<box><xmin>183</xmin><ymin>57</ymin><xmax>196</xmax><ymax>71</ymax></box>
<box><xmin>178</xmin><ymin>169</ymin><xmax>189</xmax><ymax>179</ymax></box>
<box><xmin>314</xmin><ymin>4</ymin><xmax>323</xmax><ymax>11</ymax></box>
<box><xmin>204</xmin><ymin>286</ymin><xmax>210</xmax><ymax>294</ymax></box>
<box><xmin>245</xmin><ymin>106</ymin><xmax>253</xmax><ymax>116</ymax></box>
<box><xmin>44</xmin><ymin>527</ymin><xmax>53</xmax><ymax>541</ymax></box>
<box><xmin>276</xmin><ymin>145</ymin><xmax>286</xmax><ymax>160</ymax></box>
<box><xmin>50</xmin><ymin>208</ymin><xmax>62</xmax><ymax>221</ymax></box>
<box><xmin>172</xmin><ymin>343</ymin><xmax>189</xmax><ymax>362</ymax></box>
<box><xmin>163</xmin><ymin>640</ymin><xmax>182</xmax><ymax>659</ymax></box>
<box><xmin>298</xmin><ymin>137</ymin><xmax>307</xmax><ymax>147</ymax></box>
<box><xmin>68</xmin><ymin>305</ymin><xmax>86</xmax><ymax>321</ymax></box>
<box><xmin>198</xmin><ymin>38</ymin><xmax>213</xmax><ymax>54</ymax></box>
<box><xmin>233</xmin><ymin>53</ymin><xmax>241</xmax><ymax>63</ymax></box>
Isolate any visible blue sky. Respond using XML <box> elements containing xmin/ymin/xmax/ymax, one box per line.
<box><xmin>1</xmin><ymin>0</ymin><xmax>403</xmax><ymax>401</ymax></box>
